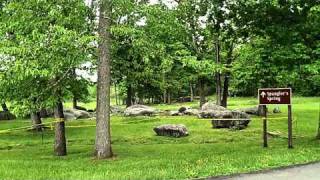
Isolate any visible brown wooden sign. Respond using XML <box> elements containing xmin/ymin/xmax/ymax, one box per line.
<box><xmin>258</xmin><ymin>88</ymin><xmax>292</xmax><ymax>105</ymax></box>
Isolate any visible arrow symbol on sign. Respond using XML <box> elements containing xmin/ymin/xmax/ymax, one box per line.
<box><xmin>261</xmin><ymin>91</ymin><xmax>266</xmax><ymax>98</ymax></box>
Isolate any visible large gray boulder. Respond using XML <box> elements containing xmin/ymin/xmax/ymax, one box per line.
<box><xmin>198</xmin><ymin>102</ymin><xmax>230</xmax><ymax>118</ymax></box>
<box><xmin>64</xmin><ymin>109</ymin><xmax>91</xmax><ymax>120</ymax></box>
<box><xmin>170</xmin><ymin>111</ymin><xmax>183</xmax><ymax>116</ymax></box>
<box><xmin>110</xmin><ymin>106</ymin><xmax>123</xmax><ymax>114</ymax></box>
<box><xmin>212</xmin><ymin>110</ymin><xmax>250</xmax><ymax>129</ymax></box>
<box><xmin>201</xmin><ymin>102</ymin><xmax>227</xmax><ymax>111</ymax></box>
<box><xmin>154</xmin><ymin>124</ymin><xmax>189</xmax><ymax>138</ymax></box>
<box><xmin>169</xmin><ymin>107</ymin><xmax>199</xmax><ymax>116</ymax></box>
<box><xmin>124</xmin><ymin>105</ymin><xmax>156</xmax><ymax>116</ymax></box>
<box><xmin>63</xmin><ymin>112</ymin><xmax>77</xmax><ymax>121</ymax></box>
<box><xmin>184</xmin><ymin>108</ymin><xmax>200</xmax><ymax>116</ymax></box>
<box><xmin>273</xmin><ymin>106</ymin><xmax>281</xmax><ymax>113</ymax></box>
<box><xmin>199</xmin><ymin>102</ymin><xmax>251</xmax><ymax>129</ymax></box>
<box><xmin>240</xmin><ymin>106</ymin><xmax>265</xmax><ymax>116</ymax></box>
<box><xmin>0</xmin><ymin>111</ymin><xmax>16</xmax><ymax>121</ymax></box>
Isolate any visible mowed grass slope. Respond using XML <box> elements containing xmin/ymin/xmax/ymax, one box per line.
<box><xmin>0</xmin><ymin>97</ymin><xmax>319</xmax><ymax>180</ymax></box>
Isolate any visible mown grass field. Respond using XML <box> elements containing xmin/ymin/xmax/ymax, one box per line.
<box><xmin>0</xmin><ymin>97</ymin><xmax>319</xmax><ymax>180</ymax></box>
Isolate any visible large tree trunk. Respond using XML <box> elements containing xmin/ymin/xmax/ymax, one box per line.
<box><xmin>95</xmin><ymin>0</ymin><xmax>113</xmax><ymax>159</ymax></box>
<box><xmin>199</xmin><ymin>78</ymin><xmax>206</xmax><ymax>107</ymax></box>
<box><xmin>167</xmin><ymin>91</ymin><xmax>171</xmax><ymax>104</ymax></box>
<box><xmin>54</xmin><ymin>98</ymin><xmax>67</xmax><ymax>156</ymax></box>
<box><xmin>72</xmin><ymin>97</ymin><xmax>77</xmax><ymax>109</ymax></box>
<box><xmin>126</xmin><ymin>84</ymin><xmax>133</xmax><ymax>107</ymax></box>
<box><xmin>215</xmin><ymin>39</ymin><xmax>222</xmax><ymax>106</ymax></box>
<box><xmin>221</xmin><ymin>43</ymin><xmax>234</xmax><ymax>108</ymax></box>
<box><xmin>221</xmin><ymin>76</ymin><xmax>230</xmax><ymax>108</ymax></box>
<box><xmin>138</xmin><ymin>93</ymin><xmax>144</xmax><ymax>104</ymax></box>
<box><xmin>31</xmin><ymin>111</ymin><xmax>43</xmax><ymax>131</ymax></box>
<box><xmin>1</xmin><ymin>103</ymin><xmax>9</xmax><ymax>112</ymax></box>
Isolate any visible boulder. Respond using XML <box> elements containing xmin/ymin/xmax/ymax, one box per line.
<box><xmin>110</xmin><ymin>106</ymin><xmax>123</xmax><ymax>114</ymax></box>
<box><xmin>124</xmin><ymin>105</ymin><xmax>156</xmax><ymax>116</ymax></box>
<box><xmin>201</xmin><ymin>102</ymin><xmax>227</xmax><ymax>111</ymax></box>
<box><xmin>170</xmin><ymin>111</ymin><xmax>183</xmax><ymax>116</ymax></box>
<box><xmin>199</xmin><ymin>110</ymin><xmax>233</xmax><ymax>119</ymax></box>
<box><xmin>153</xmin><ymin>124</ymin><xmax>189</xmax><ymax>138</ymax></box>
<box><xmin>178</xmin><ymin>107</ymin><xmax>187</xmax><ymax>113</ymax></box>
<box><xmin>199</xmin><ymin>102</ymin><xmax>228</xmax><ymax>118</ymax></box>
<box><xmin>209</xmin><ymin>109</ymin><xmax>237</xmax><ymax>128</ymax></box>
<box><xmin>231</xmin><ymin>110</ymin><xmax>250</xmax><ymax>120</ymax></box>
<box><xmin>239</xmin><ymin>107</ymin><xmax>258</xmax><ymax>115</ymax></box>
<box><xmin>199</xmin><ymin>102</ymin><xmax>251</xmax><ymax>129</ymax></box>
<box><xmin>64</xmin><ymin>109</ymin><xmax>91</xmax><ymax>119</ymax></box>
<box><xmin>240</xmin><ymin>106</ymin><xmax>265</xmax><ymax>116</ymax></box>
<box><xmin>0</xmin><ymin>111</ymin><xmax>16</xmax><ymax>121</ymax></box>
<box><xmin>160</xmin><ymin>110</ymin><xmax>171</xmax><ymax>116</ymax></box>
<box><xmin>169</xmin><ymin>107</ymin><xmax>200</xmax><ymax>116</ymax></box>
<box><xmin>273</xmin><ymin>106</ymin><xmax>281</xmax><ymax>113</ymax></box>
<box><xmin>63</xmin><ymin>112</ymin><xmax>77</xmax><ymax>121</ymax></box>
<box><xmin>184</xmin><ymin>108</ymin><xmax>199</xmax><ymax>116</ymax></box>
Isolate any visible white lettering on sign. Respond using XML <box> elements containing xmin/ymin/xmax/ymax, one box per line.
<box><xmin>260</xmin><ymin>91</ymin><xmax>289</xmax><ymax>102</ymax></box>
<box><xmin>267</xmin><ymin>96</ymin><xmax>281</xmax><ymax>102</ymax></box>
<box><xmin>266</xmin><ymin>91</ymin><xmax>289</xmax><ymax>97</ymax></box>
<box><xmin>258</xmin><ymin>88</ymin><xmax>291</xmax><ymax>105</ymax></box>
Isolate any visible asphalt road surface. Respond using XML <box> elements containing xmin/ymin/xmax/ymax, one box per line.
<box><xmin>208</xmin><ymin>162</ymin><xmax>320</xmax><ymax>180</ymax></box>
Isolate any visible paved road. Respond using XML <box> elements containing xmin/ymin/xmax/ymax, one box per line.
<box><xmin>209</xmin><ymin>162</ymin><xmax>320</xmax><ymax>180</ymax></box>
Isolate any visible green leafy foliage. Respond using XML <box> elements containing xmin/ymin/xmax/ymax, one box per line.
<box><xmin>0</xmin><ymin>0</ymin><xmax>94</xmax><ymax>115</ymax></box>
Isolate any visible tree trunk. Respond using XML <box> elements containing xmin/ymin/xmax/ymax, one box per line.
<box><xmin>316</xmin><ymin>104</ymin><xmax>320</xmax><ymax>139</ymax></box>
<box><xmin>39</xmin><ymin>108</ymin><xmax>48</xmax><ymax>118</ymax></box>
<box><xmin>114</xmin><ymin>83</ymin><xmax>118</xmax><ymax>106</ymax></box>
<box><xmin>163</xmin><ymin>89</ymin><xmax>167</xmax><ymax>104</ymax></box>
<box><xmin>31</xmin><ymin>111</ymin><xmax>43</xmax><ymax>131</ymax></box>
<box><xmin>95</xmin><ymin>0</ymin><xmax>113</xmax><ymax>159</ymax></box>
<box><xmin>126</xmin><ymin>84</ymin><xmax>133</xmax><ymax>107</ymax></box>
<box><xmin>221</xmin><ymin>43</ymin><xmax>233</xmax><ymax>108</ymax></box>
<box><xmin>138</xmin><ymin>93</ymin><xmax>144</xmax><ymax>104</ymax></box>
<box><xmin>54</xmin><ymin>98</ymin><xmax>67</xmax><ymax>156</ymax></box>
<box><xmin>167</xmin><ymin>91</ymin><xmax>171</xmax><ymax>104</ymax></box>
<box><xmin>221</xmin><ymin>75</ymin><xmax>229</xmax><ymax>108</ymax></box>
<box><xmin>71</xmin><ymin>67</ymin><xmax>78</xmax><ymax>109</ymax></box>
<box><xmin>199</xmin><ymin>79</ymin><xmax>206</xmax><ymax>107</ymax></box>
<box><xmin>1</xmin><ymin>103</ymin><xmax>9</xmax><ymax>112</ymax></box>
<box><xmin>190</xmin><ymin>83</ymin><xmax>194</xmax><ymax>102</ymax></box>
<box><xmin>215</xmin><ymin>38</ymin><xmax>222</xmax><ymax>106</ymax></box>
<box><xmin>72</xmin><ymin>97</ymin><xmax>77</xmax><ymax>109</ymax></box>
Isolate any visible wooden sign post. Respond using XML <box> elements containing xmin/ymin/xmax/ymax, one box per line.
<box><xmin>258</xmin><ymin>88</ymin><xmax>293</xmax><ymax>149</ymax></box>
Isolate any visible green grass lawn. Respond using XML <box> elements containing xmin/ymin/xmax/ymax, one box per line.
<box><xmin>0</xmin><ymin>97</ymin><xmax>319</xmax><ymax>180</ymax></box>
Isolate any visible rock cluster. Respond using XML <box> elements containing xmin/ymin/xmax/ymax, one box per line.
<box><xmin>198</xmin><ymin>102</ymin><xmax>251</xmax><ymax>130</ymax></box>
<box><xmin>64</xmin><ymin>109</ymin><xmax>92</xmax><ymax>120</ymax></box>
<box><xmin>170</xmin><ymin>107</ymin><xmax>199</xmax><ymax>116</ymax></box>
